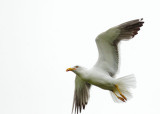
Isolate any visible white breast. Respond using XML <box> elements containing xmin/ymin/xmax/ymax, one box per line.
<box><xmin>87</xmin><ymin>68</ymin><xmax>116</xmax><ymax>90</ymax></box>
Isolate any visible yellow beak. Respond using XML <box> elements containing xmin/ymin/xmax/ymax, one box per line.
<box><xmin>66</xmin><ymin>68</ymin><xmax>76</xmax><ymax>72</ymax></box>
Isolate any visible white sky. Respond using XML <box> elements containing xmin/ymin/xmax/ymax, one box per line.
<box><xmin>0</xmin><ymin>0</ymin><xmax>160</xmax><ymax>114</ymax></box>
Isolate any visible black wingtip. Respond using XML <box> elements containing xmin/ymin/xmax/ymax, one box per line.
<box><xmin>139</xmin><ymin>18</ymin><xmax>144</xmax><ymax>24</ymax></box>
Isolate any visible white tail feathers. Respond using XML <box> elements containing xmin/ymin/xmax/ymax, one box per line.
<box><xmin>110</xmin><ymin>74</ymin><xmax>136</xmax><ymax>103</ymax></box>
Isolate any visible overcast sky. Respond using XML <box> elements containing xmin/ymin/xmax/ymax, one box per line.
<box><xmin>0</xmin><ymin>0</ymin><xmax>160</xmax><ymax>114</ymax></box>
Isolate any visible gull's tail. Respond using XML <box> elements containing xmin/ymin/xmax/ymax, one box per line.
<box><xmin>110</xmin><ymin>74</ymin><xmax>136</xmax><ymax>103</ymax></box>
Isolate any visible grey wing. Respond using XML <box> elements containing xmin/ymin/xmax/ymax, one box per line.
<box><xmin>72</xmin><ymin>76</ymin><xmax>91</xmax><ymax>114</ymax></box>
<box><xmin>94</xmin><ymin>18</ymin><xmax>144</xmax><ymax>77</ymax></box>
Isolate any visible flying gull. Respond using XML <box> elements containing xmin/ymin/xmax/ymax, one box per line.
<box><xmin>66</xmin><ymin>19</ymin><xmax>144</xmax><ymax>114</ymax></box>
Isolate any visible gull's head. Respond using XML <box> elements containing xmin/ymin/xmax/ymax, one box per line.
<box><xmin>66</xmin><ymin>65</ymin><xmax>86</xmax><ymax>75</ymax></box>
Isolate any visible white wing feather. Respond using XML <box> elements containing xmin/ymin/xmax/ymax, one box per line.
<box><xmin>94</xmin><ymin>19</ymin><xmax>144</xmax><ymax>76</ymax></box>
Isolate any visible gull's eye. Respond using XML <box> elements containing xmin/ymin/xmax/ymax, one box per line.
<box><xmin>75</xmin><ymin>66</ymin><xmax>79</xmax><ymax>68</ymax></box>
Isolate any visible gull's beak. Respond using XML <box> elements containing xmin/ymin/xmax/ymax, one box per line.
<box><xmin>66</xmin><ymin>68</ymin><xmax>76</xmax><ymax>72</ymax></box>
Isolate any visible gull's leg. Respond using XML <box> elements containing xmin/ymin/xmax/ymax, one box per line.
<box><xmin>113</xmin><ymin>91</ymin><xmax>125</xmax><ymax>102</ymax></box>
<box><xmin>115</xmin><ymin>85</ymin><xmax>127</xmax><ymax>101</ymax></box>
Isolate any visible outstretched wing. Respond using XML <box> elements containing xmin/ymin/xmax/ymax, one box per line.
<box><xmin>72</xmin><ymin>76</ymin><xmax>91</xmax><ymax>114</ymax></box>
<box><xmin>94</xmin><ymin>18</ymin><xmax>144</xmax><ymax>76</ymax></box>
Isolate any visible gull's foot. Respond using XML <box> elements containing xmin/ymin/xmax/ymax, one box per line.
<box><xmin>117</xmin><ymin>96</ymin><xmax>125</xmax><ymax>102</ymax></box>
<box><xmin>120</xmin><ymin>94</ymin><xmax>127</xmax><ymax>101</ymax></box>
<box><xmin>115</xmin><ymin>85</ymin><xmax>127</xmax><ymax>101</ymax></box>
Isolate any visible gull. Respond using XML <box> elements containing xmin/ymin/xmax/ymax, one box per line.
<box><xmin>66</xmin><ymin>19</ymin><xmax>144</xmax><ymax>114</ymax></box>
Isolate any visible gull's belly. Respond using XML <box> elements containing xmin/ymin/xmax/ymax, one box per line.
<box><xmin>87</xmin><ymin>74</ymin><xmax>115</xmax><ymax>91</ymax></box>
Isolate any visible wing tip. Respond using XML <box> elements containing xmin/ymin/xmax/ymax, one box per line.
<box><xmin>139</xmin><ymin>18</ymin><xmax>144</xmax><ymax>24</ymax></box>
